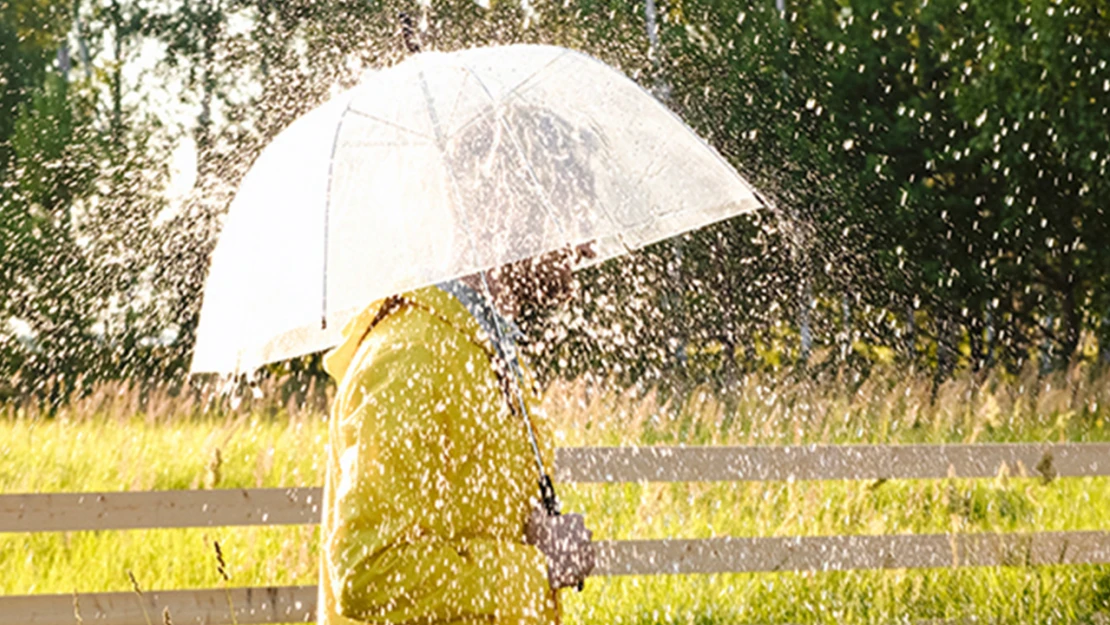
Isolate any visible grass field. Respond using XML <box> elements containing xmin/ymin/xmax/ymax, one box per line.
<box><xmin>2</xmin><ymin>366</ymin><xmax>1109</xmax><ymax>624</ymax></box>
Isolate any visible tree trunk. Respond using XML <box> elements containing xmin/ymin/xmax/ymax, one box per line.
<box><xmin>905</xmin><ymin>301</ymin><xmax>916</xmax><ymax>362</ymax></box>
<box><xmin>1062</xmin><ymin>279</ymin><xmax>1081</xmax><ymax>362</ymax></box>
<box><xmin>1100</xmin><ymin>315</ymin><xmax>1110</xmax><ymax>366</ymax></box>
<box><xmin>643</xmin><ymin>0</ymin><xmax>670</xmax><ymax>100</ymax></box>
<box><xmin>73</xmin><ymin>0</ymin><xmax>93</xmax><ymax>82</ymax></box>
<box><xmin>840</xmin><ymin>294</ymin><xmax>852</xmax><ymax>363</ymax></box>
<box><xmin>984</xmin><ymin>309</ymin><xmax>995</xmax><ymax>369</ymax></box>
<box><xmin>56</xmin><ymin>41</ymin><xmax>70</xmax><ymax>77</ymax></box>
<box><xmin>666</xmin><ymin>241</ymin><xmax>688</xmax><ymax>369</ymax></box>
<box><xmin>109</xmin><ymin>0</ymin><xmax>123</xmax><ymax>146</ymax></box>
<box><xmin>968</xmin><ymin>310</ymin><xmax>983</xmax><ymax>372</ymax></box>
<box><xmin>798</xmin><ymin>275</ymin><xmax>812</xmax><ymax>363</ymax></box>
<box><xmin>934</xmin><ymin>312</ymin><xmax>957</xmax><ymax>383</ymax></box>
<box><xmin>1040</xmin><ymin>313</ymin><xmax>1055</xmax><ymax>375</ymax></box>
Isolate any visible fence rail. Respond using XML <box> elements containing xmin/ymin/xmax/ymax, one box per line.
<box><xmin>0</xmin><ymin>487</ymin><xmax>322</xmax><ymax>533</ymax></box>
<box><xmin>556</xmin><ymin>442</ymin><xmax>1109</xmax><ymax>483</ymax></box>
<box><xmin>5</xmin><ymin>443</ymin><xmax>1107</xmax><ymax>534</ymax></box>
<box><xmin>1</xmin><ymin>585</ymin><xmax>318</xmax><ymax>625</ymax></box>
<box><xmin>4</xmin><ymin>443</ymin><xmax>1109</xmax><ymax>625</ymax></box>
<box><xmin>6</xmin><ymin>532</ymin><xmax>1110</xmax><ymax>625</ymax></box>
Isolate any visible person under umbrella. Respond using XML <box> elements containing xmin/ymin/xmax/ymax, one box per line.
<box><xmin>187</xmin><ymin>42</ymin><xmax>763</xmax><ymax>624</ymax></box>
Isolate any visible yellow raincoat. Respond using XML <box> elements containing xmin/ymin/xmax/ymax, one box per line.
<box><xmin>318</xmin><ymin>286</ymin><xmax>560</xmax><ymax>625</ymax></box>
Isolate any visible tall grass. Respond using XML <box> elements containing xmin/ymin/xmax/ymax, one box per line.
<box><xmin>2</xmin><ymin>365</ymin><xmax>1108</xmax><ymax>623</ymax></box>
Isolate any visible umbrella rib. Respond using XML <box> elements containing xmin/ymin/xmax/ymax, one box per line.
<box><xmin>561</xmin><ymin>45</ymin><xmax>765</xmax><ymax>206</ymax></box>
<box><xmin>319</xmin><ymin>96</ymin><xmax>433</xmax><ymax>329</ymax></box>
<box><xmin>443</xmin><ymin>71</ymin><xmax>472</xmax><ymax>138</ymax></box>
<box><xmin>499</xmin><ymin>50</ymin><xmax>571</xmax><ymax>100</ymax></box>
<box><xmin>343</xmin><ymin>108</ymin><xmax>435</xmax><ymax>142</ymax></box>
<box><xmin>339</xmin><ymin>140</ymin><xmax>433</xmax><ymax>148</ymax></box>
<box><xmin>591</xmin><ymin>192</ymin><xmax>628</xmax><ymax>234</ymax></box>
<box><xmin>459</xmin><ymin>63</ymin><xmax>571</xmax><ymax>240</ymax></box>
<box><xmin>442</xmin><ymin>50</ymin><xmax>570</xmax><ymax>144</ymax></box>
<box><xmin>322</xmin><ymin>98</ymin><xmax>358</xmax><ymax>330</ymax></box>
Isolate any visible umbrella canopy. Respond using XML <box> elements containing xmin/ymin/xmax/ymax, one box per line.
<box><xmin>191</xmin><ymin>44</ymin><xmax>762</xmax><ymax>374</ymax></box>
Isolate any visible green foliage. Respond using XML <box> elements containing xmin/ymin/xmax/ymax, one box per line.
<box><xmin>537</xmin><ymin>0</ymin><xmax>1110</xmax><ymax>381</ymax></box>
<box><xmin>0</xmin><ymin>0</ymin><xmax>69</xmax><ymax>166</ymax></box>
<box><xmin>2</xmin><ymin>0</ymin><xmax>1110</xmax><ymax>393</ymax></box>
<box><xmin>1</xmin><ymin>72</ymin><xmax>93</xmax><ymax>394</ymax></box>
<box><xmin>0</xmin><ymin>1</ymin><xmax>175</xmax><ymax>400</ymax></box>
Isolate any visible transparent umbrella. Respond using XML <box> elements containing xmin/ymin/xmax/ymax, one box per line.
<box><xmin>191</xmin><ymin>44</ymin><xmax>762</xmax><ymax>374</ymax></box>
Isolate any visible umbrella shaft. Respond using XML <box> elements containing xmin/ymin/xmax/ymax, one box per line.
<box><xmin>474</xmin><ymin>269</ymin><xmax>555</xmax><ymax>496</ymax></box>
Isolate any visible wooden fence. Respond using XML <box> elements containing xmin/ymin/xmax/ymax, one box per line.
<box><xmin>3</xmin><ymin>443</ymin><xmax>1109</xmax><ymax>625</ymax></box>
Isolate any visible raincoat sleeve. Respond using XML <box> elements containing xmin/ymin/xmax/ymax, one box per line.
<box><xmin>327</xmin><ymin>339</ymin><xmax>554</xmax><ymax>624</ymax></box>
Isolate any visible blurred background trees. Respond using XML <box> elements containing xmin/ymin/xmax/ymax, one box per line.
<box><xmin>2</xmin><ymin>0</ymin><xmax>1109</xmax><ymax>401</ymax></box>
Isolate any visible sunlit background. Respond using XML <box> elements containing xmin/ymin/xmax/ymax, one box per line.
<box><xmin>2</xmin><ymin>0</ymin><xmax>1109</xmax><ymax>622</ymax></box>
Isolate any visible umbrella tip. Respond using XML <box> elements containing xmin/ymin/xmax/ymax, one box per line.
<box><xmin>398</xmin><ymin>12</ymin><xmax>421</xmax><ymax>54</ymax></box>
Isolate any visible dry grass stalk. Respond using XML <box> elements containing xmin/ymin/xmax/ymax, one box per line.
<box><xmin>206</xmin><ymin>448</ymin><xmax>223</xmax><ymax>489</ymax></box>
<box><xmin>213</xmin><ymin>540</ymin><xmax>238</xmax><ymax>625</ymax></box>
<box><xmin>127</xmin><ymin>570</ymin><xmax>153</xmax><ymax>625</ymax></box>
